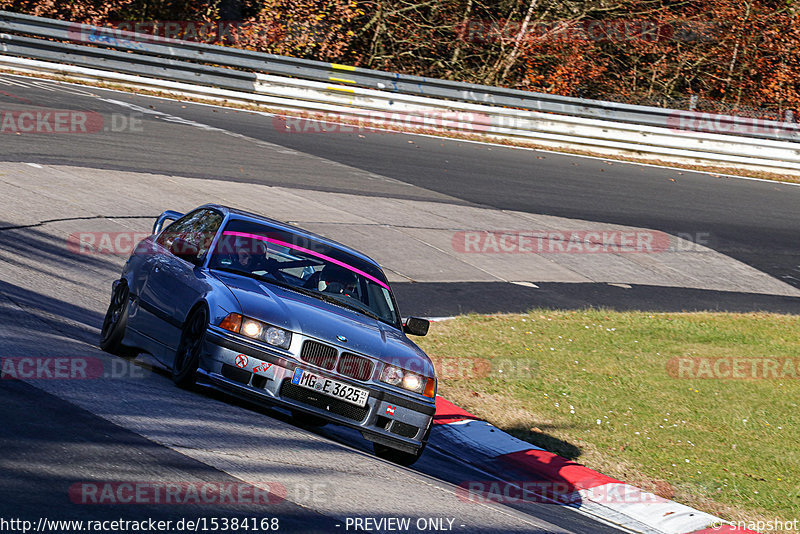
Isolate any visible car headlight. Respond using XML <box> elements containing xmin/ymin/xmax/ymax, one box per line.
<box><xmin>380</xmin><ymin>364</ymin><xmax>435</xmax><ymax>397</ymax></box>
<box><xmin>264</xmin><ymin>326</ymin><xmax>290</xmax><ymax>348</ymax></box>
<box><xmin>380</xmin><ymin>365</ymin><xmax>404</xmax><ymax>386</ymax></box>
<box><xmin>402</xmin><ymin>373</ymin><xmax>422</xmax><ymax>392</ymax></box>
<box><xmin>242</xmin><ymin>319</ymin><xmax>262</xmax><ymax>337</ymax></box>
<box><xmin>219</xmin><ymin>313</ymin><xmax>292</xmax><ymax>350</ymax></box>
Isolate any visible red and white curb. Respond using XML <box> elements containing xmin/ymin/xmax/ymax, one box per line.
<box><xmin>430</xmin><ymin>397</ymin><xmax>757</xmax><ymax>534</ymax></box>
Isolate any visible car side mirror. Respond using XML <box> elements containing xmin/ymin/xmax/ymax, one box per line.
<box><xmin>169</xmin><ymin>237</ymin><xmax>200</xmax><ymax>265</ymax></box>
<box><xmin>153</xmin><ymin>210</ymin><xmax>184</xmax><ymax>235</ymax></box>
<box><xmin>403</xmin><ymin>317</ymin><xmax>430</xmax><ymax>336</ymax></box>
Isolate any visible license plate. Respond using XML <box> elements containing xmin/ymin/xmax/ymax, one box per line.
<box><xmin>291</xmin><ymin>368</ymin><xmax>370</xmax><ymax>407</ymax></box>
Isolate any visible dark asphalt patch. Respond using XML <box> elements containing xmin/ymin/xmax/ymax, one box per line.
<box><xmin>393</xmin><ymin>282</ymin><xmax>800</xmax><ymax>317</ymax></box>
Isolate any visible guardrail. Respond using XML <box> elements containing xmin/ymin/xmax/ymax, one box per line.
<box><xmin>1</xmin><ymin>10</ymin><xmax>800</xmax><ymax>175</ymax></box>
<box><xmin>3</xmin><ymin>10</ymin><xmax>798</xmax><ymax>142</ymax></box>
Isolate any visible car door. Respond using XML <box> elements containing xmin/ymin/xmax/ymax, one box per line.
<box><xmin>137</xmin><ymin>209</ymin><xmax>223</xmax><ymax>360</ymax></box>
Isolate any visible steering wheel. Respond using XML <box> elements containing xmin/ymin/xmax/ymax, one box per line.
<box><xmin>259</xmin><ymin>257</ymin><xmax>289</xmax><ymax>283</ymax></box>
<box><xmin>303</xmin><ymin>270</ymin><xmax>321</xmax><ymax>289</ymax></box>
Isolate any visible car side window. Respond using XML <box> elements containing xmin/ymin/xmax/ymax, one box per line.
<box><xmin>189</xmin><ymin>211</ymin><xmax>224</xmax><ymax>258</ymax></box>
<box><xmin>156</xmin><ymin>210</ymin><xmax>203</xmax><ymax>249</ymax></box>
<box><xmin>156</xmin><ymin>209</ymin><xmax>223</xmax><ymax>262</ymax></box>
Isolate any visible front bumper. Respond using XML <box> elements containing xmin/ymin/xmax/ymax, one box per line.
<box><xmin>199</xmin><ymin>327</ymin><xmax>436</xmax><ymax>454</ymax></box>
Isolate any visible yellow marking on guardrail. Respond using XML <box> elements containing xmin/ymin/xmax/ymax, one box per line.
<box><xmin>329</xmin><ymin>77</ymin><xmax>356</xmax><ymax>84</ymax></box>
<box><xmin>326</xmin><ymin>86</ymin><xmax>356</xmax><ymax>93</ymax></box>
<box><xmin>331</xmin><ymin>63</ymin><xmax>356</xmax><ymax>71</ymax></box>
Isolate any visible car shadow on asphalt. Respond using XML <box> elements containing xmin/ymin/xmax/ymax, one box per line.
<box><xmin>0</xmin><ymin>280</ymin><xmax>105</xmax><ymax>343</ymax></box>
<box><xmin>0</xmin><ymin>222</ymin><xmax>128</xmax><ymax>280</ymax></box>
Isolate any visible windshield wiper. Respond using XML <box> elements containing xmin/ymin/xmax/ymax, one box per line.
<box><xmin>317</xmin><ymin>292</ymin><xmax>383</xmax><ymax>322</ymax></box>
<box><xmin>323</xmin><ymin>294</ymin><xmax>385</xmax><ymax>322</ymax></box>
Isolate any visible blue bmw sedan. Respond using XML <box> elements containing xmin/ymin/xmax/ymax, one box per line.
<box><xmin>100</xmin><ymin>204</ymin><xmax>436</xmax><ymax>465</ymax></box>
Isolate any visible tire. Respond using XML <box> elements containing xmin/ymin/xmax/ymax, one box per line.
<box><xmin>291</xmin><ymin>410</ymin><xmax>329</xmax><ymax>428</ymax></box>
<box><xmin>99</xmin><ymin>282</ymin><xmax>136</xmax><ymax>358</ymax></box>
<box><xmin>172</xmin><ymin>306</ymin><xmax>208</xmax><ymax>389</ymax></box>
<box><xmin>373</xmin><ymin>442</ymin><xmax>426</xmax><ymax>467</ymax></box>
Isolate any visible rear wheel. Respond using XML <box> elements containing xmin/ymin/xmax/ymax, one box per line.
<box><xmin>172</xmin><ymin>306</ymin><xmax>208</xmax><ymax>389</ymax></box>
<box><xmin>99</xmin><ymin>282</ymin><xmax>136</xmax><ymax>358</ymax></box>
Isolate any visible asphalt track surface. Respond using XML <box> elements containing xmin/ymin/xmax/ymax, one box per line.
<box><xmin>0</xmin><ymin>379</ymin><xmax>341</xmax><ymax>532</ymax></box>
<box><xmin>0</xmin><ymin>277</ymin><xmax>619</xmax><ymax>534</ymax></box>
<box><xmin>1</xmin><ymin>73</ymin><xmax>798</xmax><ymax>533</ymax></box>
<box><xmin>2</xmin><ymin>74</ymin><xmax>799</xmax><ymax>315</ymax></box>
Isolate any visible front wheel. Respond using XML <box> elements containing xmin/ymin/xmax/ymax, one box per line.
<box><xmin>172</xmin><ymin>306</ymin><xmax>208</xmax><ymax>389</ymax></box>
<box><xmin>99</xmin><ymin>282</ymin><xmax>136</xmax><ymax>358</ymax></box>
<box><xmin>373</xmin><ymin>442</ymin><xmax>426</xmax><ymax>466</ymax></box>
<box><xmin>291</xmin><ymin>410</ymin><xmax>329</xmax><ymax>428</ymax></box>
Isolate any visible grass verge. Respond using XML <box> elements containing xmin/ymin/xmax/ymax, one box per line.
<box><xmin>416</xmin><ymin>310</ymin><xmax>800</xmax><ymax>530</ymax></box>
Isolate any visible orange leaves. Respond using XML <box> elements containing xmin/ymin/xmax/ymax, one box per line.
<box><xmin>6</xmin><ymin>0</ymin><xmax>800</xmax><ymax>113</ymax></box>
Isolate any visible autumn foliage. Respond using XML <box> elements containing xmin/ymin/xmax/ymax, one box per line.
<box><xmin>2</xmin><ymin>0</ymin><xmax>799</xmax><ymax>118</ymax></box>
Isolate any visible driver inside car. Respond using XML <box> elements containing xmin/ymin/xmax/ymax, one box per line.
<box><xmin>234</xmin><ymin>238</ymin><xmax>293</xmax><ymax>284</ymax></box>
<box><xmin>231</xmin><ymin>238</ymin><xmax>266</xmax><ymax>272</ymax></box>
<box><xmin>318</xmin><ymin>264</ymin><xmax>358</xmax><ymax>297</ymax></box>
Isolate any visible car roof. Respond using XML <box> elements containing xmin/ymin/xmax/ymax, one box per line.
<box><xmin>199</xmin><ymin>204</ymin><xmax>383</xmax><ymax>270</ymax></box>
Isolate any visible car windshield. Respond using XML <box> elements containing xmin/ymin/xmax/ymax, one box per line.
<box><xmin>208</xmin><ymin>218</ymin><xmax>400</xmax><ymax>327</ymax></box>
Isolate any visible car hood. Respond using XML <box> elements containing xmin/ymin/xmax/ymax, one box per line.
<box><xmin>213</xmin><ymin>272</ymin><xmax>433</xmax><ymax>376</ymax></box>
